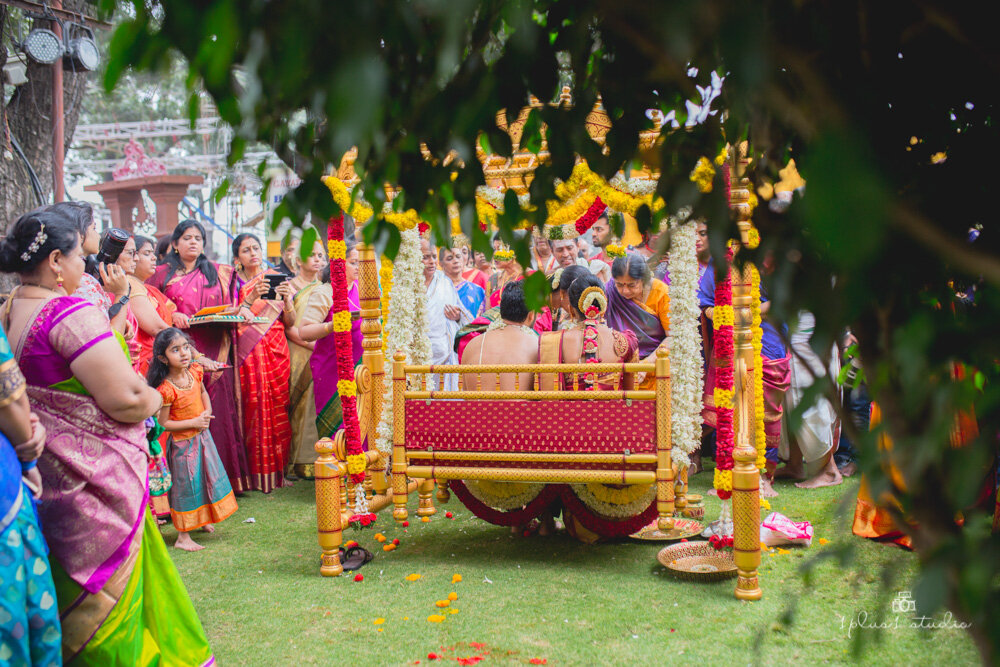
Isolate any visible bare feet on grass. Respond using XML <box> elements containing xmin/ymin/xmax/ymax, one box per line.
<box><xmin>175</xmin><ymin>532</ymin><xmax>205</xmax><ymax>551</ymax></box>
<box><xmin>201</xmin><ymin>524</ymin><xmax>215</xmax><ymax>533</ymax></box>
<box><xmin>795</xmin><ymin>457</ymin><xmax>843</xmax><ymax>489</ymax></box>
<box><xmin>760</xmin><ymin>476</ymin><xmax>779</xmax><ymax>498</ymax></box>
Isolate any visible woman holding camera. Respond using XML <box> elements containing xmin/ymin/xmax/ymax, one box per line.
<box><xmin>0</xmin><ymin>207</ymin><xmax>214</xmax><ymax>665</ymax></box>
<box><xmin>128</xmin><ymin>235</ymin><xmax>177</xmax><ymax>376</ymax></box>
<box><xmin>232</xmin><ymin>233</ymin><xmax>293</xmax><ymax>493</ymax></box>
<box><xmin>147</xmin><ymin>220</ymin><xmax>251</xmax><ymax>494</ymax></box>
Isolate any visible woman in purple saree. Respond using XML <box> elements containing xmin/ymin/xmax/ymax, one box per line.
<box><xmin>147</xmin><ymin>219</ymin><xmax>251</xmax><ymax>493</ymax></box>
<box><xmin>604</xmin><ymin>253</ymin><xmax>671</xmax><ymax>390</ymax></box>
<box><xmin>0</xmin><ymin>207</ymin><xmax>213</xmax><ymax>665</ymax></box>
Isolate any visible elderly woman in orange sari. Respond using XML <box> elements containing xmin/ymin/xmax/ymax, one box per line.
<box><xmin>279</xmin><ymin>238</ymin><xmax>326</xmax><ymax>479</ymax></box>
<box><xmin>603</xmin><ymin>252</ymin><xmax>669</xmax><ymax>390</ymax></box>
<box><xmin>232</xmin><ymin>233</ymin><xmax>293</xmax><ymax>492</ymax></box>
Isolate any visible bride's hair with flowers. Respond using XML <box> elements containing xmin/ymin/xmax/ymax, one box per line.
<box><xmin>567</xmin><ymin>274</ymin><xmax>606</xmax><ymax>320</ymax></box>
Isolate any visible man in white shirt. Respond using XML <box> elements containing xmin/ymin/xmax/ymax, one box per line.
<box><xmin>422</xmin><ymin>238</ymin><xmax>473</xmax><ymax>391</ymax></box>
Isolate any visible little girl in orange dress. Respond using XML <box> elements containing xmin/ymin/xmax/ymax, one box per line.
<box><xmin>148</xmin><ymin>328</ymin><xmax>238</xmax><ymax>550</ymax></box>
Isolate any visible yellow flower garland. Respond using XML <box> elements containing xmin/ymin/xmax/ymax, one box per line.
<box><xmin>379</xmin><ymin>257</ymin><xmax>393</xmax><ymax>353</ymax></box>
<box><xmin>714</xmin><ymin>468</ymin><xmax>733</xmax><ymax>493</ymax></box>
<box><xmin>346</xmin><ymin>453</ymin><xmax>367</xmax><ymax>476</ymax></box>
<box><xmin>545</xmin><ymin>189</ymin><xmax>599</xmax><ymax>227</ymax></box>
<box><xmin>337</xmin><ymin>379</ymin><xmax>357</xmax><ymax>398</ymax></box>
<box><xmin>321</xmin><ymin>176</ymin><xmax>374</xmax><ymax>223</ymax></box>
<box><xmin>383</xmin><ymin>208</ymin><xmax>422</xmax><ymax>232</ymax></box>
<box><xmin>713</xmin><ymin>387</ymin><xmax>734</xmax><ymax>410</ymax></box>
<box><xmin>749</xmin><ymin>263</ymin><xmax>766</xmax><ymax>470</ymax></box>
<box><xmin>328</xmin><ymin>239</ymin><xmax>346</xmax><ymax>261</ymax></box>
<box><xmin>332</xmin><ymin>310</ymin><xmax>352</xmax><ymax>332</ymax></box>
<box><xmin>554</xmin><ymin>162</ymin><xmax>664</xmax><ymax>218</ymax></box>
<box><xmin>713</xmin><ymin>304</ymin><xmax>734</xmax><ymax>328</ymax></box>
<box><xmin>584</xmin><ymin>483</ymin><xmax>652</xmax><ymax>506</ymax></box>
<box><xmin>689</xmin><ymin>157</ymin><xmax>715</xmax><ymax>194</ymax></box>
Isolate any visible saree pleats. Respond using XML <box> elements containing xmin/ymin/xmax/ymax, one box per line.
<box><xmin>52</xmin><ymin>513</ymin><xmax>213</xmax><ymax>665</ymax></box>
<box><xmin>288</xmin><ymin>283</ymin><xmax>319</xmax><ymax>476</ymax></box>
<box><xmin>166</xmin><ymin>431</ymin><xmax>238</xmax><ymax>532</ymax></box>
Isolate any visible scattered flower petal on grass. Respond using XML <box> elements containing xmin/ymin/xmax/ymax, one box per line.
<box><xmin>427</xmin><ymin>615</ymin><xmax>446</xmax><ymax>623</ymax></box>
<box><xmin>421</xmin><ymin>516</ymin><xmax>431</xmax><ymax>523</ymax></box>
<box><xmin>374</xmin><ymin>618</ymin><xmax>385</xmax><ymax>625</ymax></box>
<box><xmin>449</xmin><ymin>609</ymin><xmax>459</xmax><ymax>615</ymax></box>
<box><xmin>529</xmin><ymin>659</ymin><xmax>547</xmax><ymax>665</ymax></box>
<box><xmin>345</xmin><ymin>540</ymin><xmax>358</xmax><ymax>549</ymax></box>
<box><xmin>406</xmin><ymin>573</ymin><xmax>422</xmax><ymax>581</ymax></box>
<box><xmin>393</xmin><ymin>538</ymin><xmax>400</xmax><ymax>546</ymax></box>
<box><xmin>760</xmin><ymin>499</ymin><xmax>771</xmax><ymax>510</ymax></box>
<box><xmin>377</xmin><ymin>628</ymin><xmax>383</xmax><ymax>633</ymax></box>
<box><xmin>383</xmin><ymin>544</ymin><xmax>397</xmax><ymax>552</ymax></box>
<box><xmin>428</xmin><ymin>652</ymin><xmax>440</xmax><ymax>660</ymax></box>
<box><xmin>402</xmin><ymin>521</ymin><xmax>410</xmax><ymax>527</ymax></box>
<box><xmin>374</xmin><ymin>533</ymin><xmax>386</xmax><ymax>543</ymax></box>
<box><xmin>469</xmin><ymin>642</ymin><xmax>486</xmax><ymax>650</ymax></box>
<box><xmin>354</xmin><ymin>574</ymin><xmax>364</xmax><ymax>582</ymax></box>
<box><xmin>777</xmin><ymin>548</ymin><xmax>790</xmax><ymax>555</ymax></box>
<box><xmin>446</xmin><ymin>511</ymin><xmax>453</xmax><ymax>519</ymax></box>
<box><xmin>452</xmin><ymin>574</ymin><xmax>463</xmax><ymax>583</ymax></box>
<box><xmin>447</xmin><ymin>592</ymin><xmax>458</xmax><ymax>601</ymax></box>
<box><xmin>818</xmin><ymin>538</ymin><xmax>830</xmax><ymax>545</ymax></box>
<box><xmin>435</xmin><ymin>600</ymin><xmax>450</xmax><ymax>608</ymax></box>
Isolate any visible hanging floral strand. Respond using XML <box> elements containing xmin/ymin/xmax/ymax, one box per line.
<box><xmin>327</xmin><ymin>212</ymin><xmax>374</xmax><ymax>526</ymax></box>
<box><xmin>712</xmin><ymin>247</ymin><xmax>736</xmax><ymax>500</ymax></box>
<box><xmin>666</xmin><ymin>213</ymin><xmax>705</xmax><ymax>469</ymax></box>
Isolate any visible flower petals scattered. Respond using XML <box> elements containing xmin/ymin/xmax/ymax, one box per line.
<box><xmin>406</xmin><ymin>573</ymin><xmax>423</xmax><ymax>581</ymax></box>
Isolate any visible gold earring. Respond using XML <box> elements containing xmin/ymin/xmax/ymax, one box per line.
<box><xmin>56</xmin><ymin>272</ymin><xmax>64</xmax><ymax>289</ymax></box>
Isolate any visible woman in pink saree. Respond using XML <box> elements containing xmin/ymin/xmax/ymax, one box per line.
<box><xmin>147</xmin><ymin>219</ymin><xmax>251</xmax><ymax>493</ymax></box>
<box><xmin>0</xmin><ymin>206</ymin><xmax>213</xmax><ymax>665</ymax></box>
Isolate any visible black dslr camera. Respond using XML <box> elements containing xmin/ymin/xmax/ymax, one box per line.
<box><xmin>85</xmin><ymin>228</ymin><xmax>130</xmax><ymax>279</ymax></box>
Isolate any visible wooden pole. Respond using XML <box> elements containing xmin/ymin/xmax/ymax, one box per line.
<box><xmin>391</xmin><ymin>351</ymin><xmax>409</xmax><ymax>523</ymax></box>
<box><xmin>655</xmin><ymin>348</ymin><xmax>675</xmax><ymax>531</ymax></box>
<box><xmin>730</xmin><ymin>142</ymin><xmax>763</xmax><ymax>600</ymax></box>
<box><xmin>51</xmin><ymin>0</ymin><xmax>64</xmax><ymax>202</ymax></box>
<box><xmin>314</xmin><ymin>437</ymin><xmax>344</xmax><ymax>576</ymax></box>
<box><xmin>357</xmin><ymin>241</ymin><xmax>387</xmax><ymax>495</ymax></box>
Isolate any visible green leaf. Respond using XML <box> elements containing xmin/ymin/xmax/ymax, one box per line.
<box><xmin>299</xmin><ymin>227</ymin><xmax>318</xmax><ymax>265</ymax></box>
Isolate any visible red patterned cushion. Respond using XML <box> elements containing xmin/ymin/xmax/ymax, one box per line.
<box><xmin>404</xmin><ymin>399</ymin><xmax>657</xmax><ymax>454</ymax></box>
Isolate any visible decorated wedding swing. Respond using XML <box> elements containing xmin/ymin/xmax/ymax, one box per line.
<box><xmin>312</xmin><ymin>90</ymin><xmax>768</xmax><ymax>600</ymax></box>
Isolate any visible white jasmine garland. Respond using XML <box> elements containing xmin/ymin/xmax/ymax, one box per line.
<box><xmin>375</xmin><ymin>226</ymin><xmax>431</xmax><ymax>454</ymax></box>
<box><xmin>476</xmin><ymin>185</ymin><xmax>531</xmax><ymax>211</ymax></box>
<box><xmin>609</xmin><ymin>173</ymin><xmax>658</xmax><ymax>197</ymax></box>
<box><xmin>667</xmin><ymin>217</ymin><xmax>705</xmax><ymax>468</ymax></box>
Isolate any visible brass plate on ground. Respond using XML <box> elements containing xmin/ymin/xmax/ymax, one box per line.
<box><xmin>657</xmin><ymin>542</ymin><xmax>737</xmax><ymax>582</ymax></box>
<box><xmin>630</xmin><ymin>517</ymin><xmax>704</xmax><ymax>541</ymax></box>
<box><xmin>683</xmin><ymin>493</ymin><xmax>703</xmax><ymax>504</ymax></box>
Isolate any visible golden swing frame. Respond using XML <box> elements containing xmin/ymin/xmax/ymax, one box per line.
<box><xmin>312</xmin><ymin>117</ymin><xmax>763</xmax><ymax>600</ymax></box>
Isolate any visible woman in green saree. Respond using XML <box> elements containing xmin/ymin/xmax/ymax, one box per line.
<box><xmin>0</xmin><ymin>207</ymin><xmax>214</xmax><ymax>665</ymax></box>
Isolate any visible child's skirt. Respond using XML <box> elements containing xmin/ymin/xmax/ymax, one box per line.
<box><xmin>167</xmin><ymin>430</ymin><xmax>238</xmax><ymax>532</ymax></box>
<box><xmin>148</xmin><ymin>453</ymin><xmax>172</xmax><ymax>518</ymax></box>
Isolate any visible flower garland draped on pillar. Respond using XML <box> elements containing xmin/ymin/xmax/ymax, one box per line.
<box><xmin>667</xmin><ymin>213</ymin><xmax>705</xmax><ymax>469</ymax></box>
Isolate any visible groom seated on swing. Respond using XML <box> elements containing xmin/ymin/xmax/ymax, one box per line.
<box><xmin>459</xmin><ymin>281</ymin><xmax>539</xmax><ymax>391</ymax></box>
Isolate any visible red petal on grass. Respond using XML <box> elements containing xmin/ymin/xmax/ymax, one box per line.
<box><xmin>469</xmin><ymin>642</ymin><xmax>487</xmax><ymax>649</ymax></box>
<box><xmin>529</xmin><ymin>659</ymin><xmax>547</xmax><ymax>665</ymax></box>
<box><xmin>428</xmin><ymin>653</ymin><xmax>439</xmax><ymax>660</ymax></box>
<box><xmin>393</xmin><ymin>538</ymin><xmax>400</xmax><ymax>546</ymax></box>
<box><xmin>446</xmin><ymin>511</ymin><xmax>454</xmax><ymax>518</ymax></box>
<box><xmin>354</xmin><ymin>574</ymin><xmax>363</xmax><ymax>582</ymax></box>
<box><xmin>402</xmin><ymin>521</ymin><xmax>410</xmax><ymax>527</ymax></box>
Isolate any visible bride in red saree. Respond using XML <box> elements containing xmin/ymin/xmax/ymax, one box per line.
<box><xmin>232</xmin><ymin>233</ymin><xmax>293</xmax><ymax>493</ymax></box>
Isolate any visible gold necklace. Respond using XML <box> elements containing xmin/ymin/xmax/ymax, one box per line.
<box><xmin>168</xmin><ymin>370</ymin><xmax>194</xmax><ymax>391</ymax></box>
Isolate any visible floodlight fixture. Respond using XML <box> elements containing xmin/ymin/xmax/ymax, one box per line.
<box><xmin>63</xmin><ymin>22</ymin><xmax>100</xmax><ymax>72</ymax></box>
<box><xmin>22</xmin><ymin>28</ymin><xmax>63</xmax><ymax>65</ymax></box>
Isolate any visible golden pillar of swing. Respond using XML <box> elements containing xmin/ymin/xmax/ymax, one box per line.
<box><xmin>729</xmin><ymin>143</ymin><xmax>763</xmax><ymax>600</ymax></box>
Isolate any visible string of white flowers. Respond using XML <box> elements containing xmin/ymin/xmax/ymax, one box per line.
<box><xmin>667</xmin><ymin>211</ymin><xmax>705</xmax><ymax>469</ymax></box>
<box><xmin>608</xmin><ymin>173</ymin><xmax>658</xmax><ymax>197</ymax></box>
<box><xmin>375</xmin><ymin>226</ymin><xmax>431</xmax><ymax>454</ymax></box>
<box><xmin>476</xmin><ymin>185</ymin><xmax>532</xmax><ymax>211</ymax></box>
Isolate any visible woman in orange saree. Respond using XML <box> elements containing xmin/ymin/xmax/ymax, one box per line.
<box><xmin>130</xmin><ymin>235</ymin><xmax>176</xmax><ymax>376</ymax></box>
<box><xmin>232</xmin><ymin>233</ymin><xmax>293</xmax><ymax>493</ymax></box>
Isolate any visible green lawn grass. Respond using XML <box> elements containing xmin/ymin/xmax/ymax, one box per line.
<box><xmin>166</xmin><ymin>470</ymin><xmax>979</xmax><ymax>666</ymax></box>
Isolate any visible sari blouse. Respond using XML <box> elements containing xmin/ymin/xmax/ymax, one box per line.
<box><xmin>156</xmin><ymin>363</ymin><xmax>206</xmax><ymax>441</ymax></box>
<box><xmin>19</xmin><ymin>297</ymin><xmax>115</xmax><ymax>389</ymax></box>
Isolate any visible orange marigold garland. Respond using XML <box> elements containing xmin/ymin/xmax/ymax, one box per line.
<box><xmin>328</xmin><ymin>212</ymin><xmax>374</xmax><ymax>527</ymax></box>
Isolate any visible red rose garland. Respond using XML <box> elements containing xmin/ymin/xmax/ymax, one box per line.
<box><xmin>327</xmin><ymin>214</ymin><xmax>366</xmax><ymax>488</ymax></box>
<box><xmin>712</xmin><ymin>247</ymin><xmax>735</xmax><ymax>500</ymax></box>
<box><xmin>574</xmin><ymin>197</ymin><xmax>606</xmax><ymax>236</ymax></box>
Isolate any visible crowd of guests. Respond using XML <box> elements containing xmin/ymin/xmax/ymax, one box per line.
<box><xmin>0</xmin><ymin>200</ymin><xmax>861</xmax><ymax>662</ymax></box>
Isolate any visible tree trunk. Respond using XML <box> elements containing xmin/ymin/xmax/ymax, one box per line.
<box><xmin>1</xmin><ymin>2</ymin><xmax>92</xmax><ymax>292</ymax></box>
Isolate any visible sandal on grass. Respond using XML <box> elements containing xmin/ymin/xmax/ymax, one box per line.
<box><xmin>341</xmin><ymin>545</ymin><xmax>374</xmax><ymax>571</ymax></box>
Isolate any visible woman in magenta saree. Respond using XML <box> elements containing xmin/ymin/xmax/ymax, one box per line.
<box><xmin>148</xmin><ymin>220</ymin><xmax>251</xmax><ymax>493</ymax></box>
<box><xmin>0</xmin><ymin>207</ymin><xmax>213</xmax><ymax>665</ymax></box>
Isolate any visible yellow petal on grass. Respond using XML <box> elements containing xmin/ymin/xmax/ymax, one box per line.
<box><xmin>374</xmin><ymin>618</ymin><xmax>385</xmax><ymax>625</ymax></box>
<box><xmin>449</xmin><ymin>609</ymin><xmax>459</xmax><ymax>615</ymax></box>
<box><xmin>818</xmin><ymin>538</ymin><xmax>830</xmax><ymax>545</ymax></box>
<box><xmin>452</xmin><ymin>574</ymin><xmax>463</xmax><ymax>583</ymax></box>
<box><xmin>405</xmin><ymin>573</ymin><xmax>422</xmax><ymax>581</ymax></box>
<box><xmin>435</xmin><ymin>600</ymin><xmax>450</xmax><ymax>608</ymax></box>
<box><xmin>421</xmin><ymin>516</ymin><xmax>431</xmax><ymax>523</ymax></box>
<box><xmin>447</xmin><ymin>592</ymin><xmax>458</xmax><ymax>601</ymax></box>
<box><xmin>777</xmin><ymin>548</ymin><xmax>790</xmax><ymax>555</ymax></box>
<box><xmin>427</xmin><ymin>614</ymin><xmax>446</xmax><ymax>623</ymax></box>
